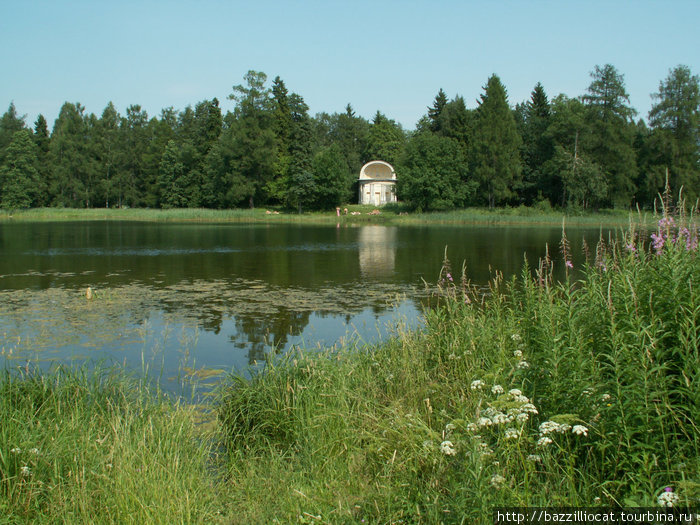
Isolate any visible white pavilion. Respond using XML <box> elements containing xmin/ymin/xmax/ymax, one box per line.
<box><xmin>358</xmin><ymin>160</ymin><xmax>397</xmax><ymax>206</ymax></box>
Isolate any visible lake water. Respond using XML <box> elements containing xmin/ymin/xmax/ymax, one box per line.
<box><xmin>0</xmin><ymin>221</ymin><xmax>606</xmax><ymax>394</ymax></box>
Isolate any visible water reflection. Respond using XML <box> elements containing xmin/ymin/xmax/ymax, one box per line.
<box><xmin>358</xmin><ymin>226</ymin><xmax>397</xmax><ymax>278</ymax></box>
<box><xmin>0</xmin><ymin>221</ymin><xmax>610</xmax><ymax>393</ymax></box>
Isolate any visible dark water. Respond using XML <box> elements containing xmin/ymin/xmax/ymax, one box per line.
<box><xmin>0</xmin><ymin>221</ymin><xmax>606</xmax><ymax>393</ymax></box>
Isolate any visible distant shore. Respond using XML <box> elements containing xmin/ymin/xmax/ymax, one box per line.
<box><xmin>0</xmin><ymin>205</ymin><xmax>655</xmax><ymax>227</ymax></box>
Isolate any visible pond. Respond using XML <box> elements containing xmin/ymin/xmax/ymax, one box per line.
<box><xmin>0</xmin><ymin>221</ymin><xmax>608</xmax><ymax>395</ymax></box>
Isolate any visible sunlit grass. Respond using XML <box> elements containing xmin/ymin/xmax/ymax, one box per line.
<box><xmin>0</xmin><ymin>205</ymin><xmax>652</xmax><ymax>227</ymax></box>
<box><xmin>0</xmin><ymin>365</ymin><xmax>227</xmax><ymax>523</ymax></box>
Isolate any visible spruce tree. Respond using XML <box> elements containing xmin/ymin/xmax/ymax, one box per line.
<box><xmin>428</xmin><ymin>88</ymin><xmax>448</xmax><ymax>133</ymax></box>
<box><xmin>33</xmin><ymin>114</ymin><xmax>50</xmax><ymax>205</ymax></box>
<box><xmin>471</xmin><ymin>75</ymin><xmax>522</xmax><ymax>208</ymax></box>
<box><xmin>0</xmin><ymin>102</ymin><xmax>26</xmax><ymax>166</ymax></box>
<box><xmin>519</xmin><ymin>83</ymin><xmax>554</xmax><ymax>204</ymax></box>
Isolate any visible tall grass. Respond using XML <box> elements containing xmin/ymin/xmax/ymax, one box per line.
<box><xmin>215</xmin><ymin>204</ymin><xmax>698</xmax><ymax>522</ymax></box>
<box><xmin>0</xmin><ymin>364</ymin><xmax>225</xmax><ymax>524</ymax></box>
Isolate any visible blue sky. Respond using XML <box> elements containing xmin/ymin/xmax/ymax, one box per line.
<box><xmin>2</xmin><ymin>0</ymin><xmax>698</xmax><ymax>131</ymax></box>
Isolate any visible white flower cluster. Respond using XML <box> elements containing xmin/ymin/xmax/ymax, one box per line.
<box><xmin>471</xmin><ymin>379</ymin><xmax>485</xmax><ymax>391</ymax></box>
<box><xmin>20</xmin><ymin>465</ymin><xmax>31</xmax><ymax>476</ymax></box>
<box><xmin>539</xmin><ymin>421</ymin><xmax>571</xmax><ymax>435</ymax></box>
<box><xmin>657</xmin><ymin>489</ymin><xmax>679</xmax><ymax>507</ymax></box>
<box><xmin>517</xmin><ymin>361</ymin><xmax>530</xmax><ymax>369</ymax></box>
<box><xmin>491</xmin><ymin>384</ymin><xmax>504</xmax><ymax>395</ymax></box>
<box><xmin>440</xmin><ymin>440</ymin><xmax>456</xmax><ymax>456</ymax></box>
<box><xmin>490</xmin><ymin>474</ymin><xmax>506</xmax><ymax>487</ymax></box>
<box><xmin>572</xmin><ymin>425</ymin><xmax>588</xmax><ymax>436</ymax></box>
<box><xmin>504</xmin><ymin>428</ymin><xmax>520</xmax><ymax>440</ymax></box>
<box><xmin>511</xmin><ymin>334</ymin><xmax>522</xmax><ymax>342</ymax></box>
<box><xmin>537</xmin><ymin>436</ymin><xmax>553</xmax><ymax>447</ymax></box>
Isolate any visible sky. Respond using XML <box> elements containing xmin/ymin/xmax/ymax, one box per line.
<box><xmin>2</xmin><ymin>0</ymin><xmax>699</xmax><ymax>131</ymax></box>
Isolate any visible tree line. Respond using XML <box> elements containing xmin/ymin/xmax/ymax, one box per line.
<box><xmin>1</xmin><ymin>64</ymin><xmax>698</xmax><ymax>211</ymax></box>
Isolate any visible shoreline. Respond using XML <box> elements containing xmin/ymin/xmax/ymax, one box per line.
<box><xmin>0</xmin><ymin>205</ymin><xmax>654</xmax><ymax>228</ymax></box>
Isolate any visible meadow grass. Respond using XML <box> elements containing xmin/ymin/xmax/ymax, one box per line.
<box><xmin>1</xmin><ymin>204</ymin><xmax>697</xmax><ymax>523</ymax></box>
<box><xmin>0</xmin><ymin>205</ymin><xmax>650</xmax><ymax>228</ymax></box>
<box><xmin>0</xmin><ymin>365</ymin><xmax>226</xmax><ymax>524</ymax></box>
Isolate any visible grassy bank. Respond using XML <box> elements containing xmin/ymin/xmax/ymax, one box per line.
<box><xmin>215</xmin><ymin>211</ymin><xmax>699</xmax><ymax>522</ymax></box>
<box><xmin>1</xmin><ymin>210</ymin><xmax>697</xmax><ymax>523</ymax></box>
<box><xmin>0</xmin><ymin>205</ymin><xmax>650</xmax><ymax>227</ymax></box>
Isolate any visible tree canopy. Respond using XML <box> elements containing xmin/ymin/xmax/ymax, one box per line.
<box><xmin>2</xmin><ymin>65</ymin><xmax>699</xmax><ymax>212</ymax></box>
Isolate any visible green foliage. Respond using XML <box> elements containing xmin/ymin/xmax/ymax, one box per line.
<box><xmin>518</xmin><ymin>83</ymin><xmax>555</xmax><ymax>205</ymax></box>
<box><xmin>0</xmin><ymin>130</ymin><xmax>39</xmax><ymax>209</ymax></box>
<box><xmin>227</xmin><ymin>70</ymin><xmax>277</xmax><ymax>208</ymax></box>
<box><xmin>472</xmin><ymin>74</ymin><xmax>523</xmax><ymax>208</ymax></box>
<box><xmin>0</xmin><ymin>102</ymin><xmax>26</xmax><ymax>166</ymax></box>
<box><xmin>1</xmin><ymin>66</ymin><xmax>699</xmax><ymax>212</ymax></box>
<box><xmin>398</xmin><ymin>131</ymin><xmax>475</xmax><ymax>210</ymax></box>
<box><xmin>365</xmin><ymin>111</ymin><xmax>405</xmax><ymax>167</ymax></box>
<box><xmin>427</xmin><ymin>88</ymin><xmax>448</xmax><ymax>133</ymax></box>
<box><xmin>647</xmin><ymin>65</ymin><xmax>700</xmax><ymax>200</ymax></box>
<box><xmin>311</xmin><ymin>143</ymin><xmax>348</xmax><ymax>210</ymax></box>
<box><xmin>583</xmin><ymin>64</ymin><xmax>638</xmax><ymax>207</ymax></box>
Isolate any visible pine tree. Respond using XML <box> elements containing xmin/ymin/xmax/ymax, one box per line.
<box><xmin>471</xmin><ymin>75</ymin><xmax>522</xmax><ymax>208</ymax></box>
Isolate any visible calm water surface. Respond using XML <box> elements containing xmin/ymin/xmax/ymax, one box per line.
<box><xmin>0</xmin><ymin>221</ymin><xmax>606</xmax><ymax>393</ymax></box>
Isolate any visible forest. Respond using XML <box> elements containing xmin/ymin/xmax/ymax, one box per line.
<box><xmin>0</xmin><ymin>64</ymin><xmax>698</xmax><ymax>212</ymax></box>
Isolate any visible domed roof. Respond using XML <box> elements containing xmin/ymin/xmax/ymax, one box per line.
<box><xmin>359</xmin><ymin>160</ymin><xmax>396</xmax><ymax>181</ymax></box>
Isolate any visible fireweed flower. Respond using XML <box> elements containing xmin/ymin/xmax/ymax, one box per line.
<box><xmin>440</xmin><ymin>441</ymin><xmax>456</xmax><ymax>456</ymax></box>
<box><xmin>565</xmin><ymin>260</ymin><xmax>573</xmax><ymax>269</ymax></box>
<box><xmin>650</xmin><ymin>232</ymin><xmax>665</xmax><ymax>254</ymax></box>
